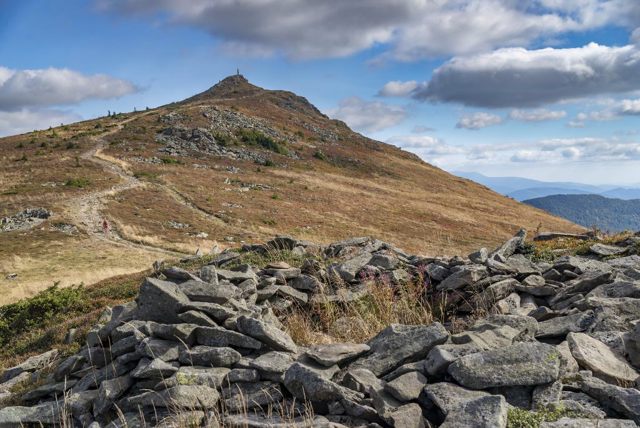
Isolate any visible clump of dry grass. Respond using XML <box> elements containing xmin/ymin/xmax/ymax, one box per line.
<box><xmin>530</xmin><ymin>230</ymin><xmax>635</xmax><ymax>262</ymax></box>
<box><xmin>284</xmin><ymin>270</ymin><xmax>447</xmax><ymax>345</ymax></box>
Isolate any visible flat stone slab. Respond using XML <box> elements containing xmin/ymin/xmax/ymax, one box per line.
<box><xmin>541</xmin><ymin>418</ymin><xmax>636</xmax><ymax>427</ymax></box>
<box><xmin>305</xmin><ymin>343</ymin><xmax>370</xmax><ymax>367</ymax></box>
<box><xmin>350</xmin><ymin>323</ymin><xmax>448</xmax><ymax>376</ymax></box>
<box><xmin>590</xmin><ymin>244</ymin><xmax>628</xmax><ymax>257</ymax></box>
<box><xmin>536</xmin><ymin>311</ymin><xmax>594</xmax><ymax>339</ymax></box>
<box><xmin>236</xmin><ymin>316</ymin><xmax>297</xmax><ymax>353</ymax></box>
<box><xmin>448</xmin><ymin>342</ymin><xmax>561</xmax><ymax>389</ymax></box>
<box><xmin>384</xmin><ymin>371</ymin><xmax>427</xmax><ymax>402</ymax></box>
<box><xmin>440</xmin><ymin>395</ymin><xmax>508</xmax><ymax>428</ymax></box>
<box><xmin>423</xmin><ymin>382</ymin><xmax>490</xmax><ymax>415</ymax></box>
<box><xmin>567</xmin><ymin>332</ymin><xmax>639</xmax><ymax>384</ymax></box>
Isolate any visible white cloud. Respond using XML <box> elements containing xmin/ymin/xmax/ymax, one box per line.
<box><xmin>456</xmin><ymin>112</ymin><xmax>503</xmax><ymax>130</ymax></box>
<box><xmin>509</xmin><ymin>109</ymin><xmax>567</xmax><ymax>121</ymax></box>
<box><xmin>577</xmin><ymin>110</ymin><xmax>617</xmax><ymax>121</ymax></box>
<box><xmin>620</xmin><ymin>99</ymin><xmax>640</xmax><ymax>115</ymax></box>
<box><xmin>328</xmin><ymin>97</ymin><xmax>407</xmax><ymax>133</ymax></box>
<box><xmin>387</xmin><ymin>135</ymin><xmax>463</xmax><ymax>155</ymax></box>
<box><xmin>97</xmin><ymin>0</ymin><xmax>640</xmax><ymax>59</ymax></box>
<box><xmin>413</xmin><ymin>43</ymin><xmax>640</xmax><ymax>108</ymax></box>
<box><xmin>396</xmin><ymin>133</ymin><xmax>640</xmax><ymax>170</ymax></box>
<box><xmin>567</xmin><ymin>120</ymin><xmax>586</xmax><ymax>128</ymax></box>
<box><xmin>511</xmin><ymin>150</ymin><xmax>547</xmax><ymax>163</ymax></box>
<box><xmin>0</xmin><ymin>66</ymin><xmax>137</xmax><ymax>110</ymax></box>
<box><xmin>378</xmin><ymin>80</ymin><xmax>419</xmax><ymax>97</ymax></box>
<box><xmin>0</xmin><ymin>109</ymin><xmax>81</xmax><ymax>137</ymax></box>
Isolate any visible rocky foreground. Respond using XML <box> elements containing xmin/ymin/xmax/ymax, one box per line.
<box><xmin>2</xmin><ymin>232</ymin><xmax>640</xmax><ymax>427</ymax></box>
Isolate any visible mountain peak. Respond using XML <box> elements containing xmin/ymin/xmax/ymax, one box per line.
<box><xmin>187</xmin><ymin>73</ymin><xmax>263</xmax><ymax>102</ymax></box>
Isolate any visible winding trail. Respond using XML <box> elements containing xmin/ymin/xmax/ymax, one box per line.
<box><xmin>64</xmin><ymin>114</ymin><xmax>189</xmax><ymax>258</ymax></box>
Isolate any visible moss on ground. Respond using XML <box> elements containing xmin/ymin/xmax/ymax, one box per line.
<box><xmin>507</xmin><ymin>406</ymin><xmax>577</xmax><ymax>428</ymax></box>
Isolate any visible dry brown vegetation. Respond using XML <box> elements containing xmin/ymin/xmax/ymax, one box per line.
<box><xmin>0</xmin><ymin>76</ymin><xmax>583</xmax><ymax>304</ymax></box>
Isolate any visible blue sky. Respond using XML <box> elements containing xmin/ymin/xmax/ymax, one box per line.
<box><xmin>1</xmin><ymin>0</ymin><xmax>640</xmax><ymax>185</ymax></box>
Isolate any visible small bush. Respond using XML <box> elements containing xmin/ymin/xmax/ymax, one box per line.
<box><xmin>65</xmin><ymin>178</ymin><xmax>90</xmax><ymax>188</ymax></box>
<box><xmin>66</xmin><ymin>142</ymin><xmax>79</xmax><ymax>150</ymax></box>
<box><xmin>160</xmin><ymin>156</ymin><xmax>182</xmax><ymax>165</ymax></box>
<box><xmin>214</xmin><ymin>132</ymin><xmax>235</xmax><ymax>147</ymax></box>
<box><xmin>313</xmin><ymin>150</ymin><xmax>328</xmax><ymax>161</ymax></box>
<box><xmin>237</xmin><ymin>129</ymin><xmax>289</xmax><ymax>155</ymax></box>
<box><xmin>0</xmin><ymin>285</ymin><xmax>85</xmax><ymax>347</ymax></box>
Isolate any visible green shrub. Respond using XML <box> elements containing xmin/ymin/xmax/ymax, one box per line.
<box><xmin>214</xmin><ymin>132</ymin><xmax>235</xmax><ymax>147</ymax></box>
<box><xmin>160</xmin><ymin>156</ymin><xmax>182</xmax><ymax>165</ymax></box>
<box><xmin>0</xmin><ymin>285</ymin><xmax>86</xmax><ymax>347</ymax></box>
<box><xmin>313</xmin><ymin>150</ymin><xmax>328</xmax><ymax>161</ymax></box>
<box><xmin>237</xmin><ymin>129</ymin><xmax>288</xmax><ymax>155</ymax></box>
<box><xmin>65</xmin><ymin>178</ymin><xmax>90</xmax><ymax>188</ymax></box>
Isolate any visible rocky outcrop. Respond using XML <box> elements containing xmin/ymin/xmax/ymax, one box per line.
<box><xmin>2</xmin><ymin>231</ymin><xmax>640</xmax><ymax>426</ymax></box>
<box><xmin>1</xmin><ymin>208</ymin><xmax>51</xmax><ymax>232</ymax></box>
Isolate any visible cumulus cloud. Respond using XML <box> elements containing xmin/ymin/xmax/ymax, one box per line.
<box><xmin>387</xmin><ymin>135</ymin><xmax>464</xmax><ymax>155</ymax></box>
<box><xmin>97</xmin><ymin>0</ymin><xmax>640</xmax><ymax>59</ymax></box>
<box><xmin>97</xmin><ymin>0</ymin><xmax>418</xmax><ymax>59</ymax></box>
<box><xmin>378</xmin><ymin>80</ymin><xmax>419</xmax><ymax>97</ymax></box>
<box><xmin>413</xmin><ymin>43</ymin><xmax>640</xmax><ymax>108</ymax></box>
<box><xmin>456</xmin><ymin>112</ymin><xmax>503</xmax><ymax>130</ymax></box>
<box><xmin>328</xmin><ymin>97</ymin><xmax>407</xmax><ymax>133</ymax></box>
<box><xmin>509</xmin><ymin>109</ymin><xmax>567</xmax><ymax>121</ymax></box>
<box><xmin>0</xmin><ymin>109</ymin><xmax>81</xmax><ymax>137</ymax></box>
<box><xmin>620</xmin><ymin>99</ymin><xmax>640</xmax><ymax>115</ymax></box>
<box><xmin>0</xmin><ymin>67</ymin><xmax>137</xmax><ymax>110</ymax></box>
<box><xmin>395</xmin><ymin>132</ymin><xmax>640</xmax><ymax>170</ymax></box>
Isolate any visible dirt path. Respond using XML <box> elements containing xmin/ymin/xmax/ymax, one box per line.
<box><xmin>64</xmin><ymin>114</ymin><xmax>188</xmax><ymax>258</ymax></box>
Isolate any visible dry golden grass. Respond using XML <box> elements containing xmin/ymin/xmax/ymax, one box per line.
<box><xmin>0</xmin><ymin>78</ymin><xmax>584</xmax><ymax>302</ymax></box>
<box><xmin>0</xmin><ymin>230</ymin><xmax>163</xmax><ymax>305</ymax></box>
<box><xmin>284</xmin><ymin>271</ymin><xmax>446</xmax><ymax>345</ymax></box>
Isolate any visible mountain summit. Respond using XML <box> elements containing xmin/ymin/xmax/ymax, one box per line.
<box><xmin>0</xmin><ymin>75</ymin><xmax>583</xmax><ymax>302</ymax></box>
<box><xmin>187</xmin><ymin>74</ymin><xmax>264</xmax><ymax>102</ymax></box>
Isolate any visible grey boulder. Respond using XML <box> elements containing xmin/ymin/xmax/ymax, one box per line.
<box><xmin>448</xmin><ymin>342</ymin><xmax>561</xmax><ymax>389</ymax></box>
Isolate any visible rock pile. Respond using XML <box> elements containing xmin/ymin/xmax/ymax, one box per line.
<box><xmin>2</xmin><ymin>232</ymin><xmax>640</xmax><ymax>427</ymax></box>
<box><xmin>1</xmin><ymin>208</ymin><xmax>51</xmax><ymax>232</ymax></box>
<box><xmin>155</xmin><ymin>105</ymin><xmax>299</xmax><ymax>164</ymax></box>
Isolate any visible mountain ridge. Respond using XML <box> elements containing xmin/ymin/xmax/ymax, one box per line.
<box><xmin>0</xmin><ymin>75</ymin><xmax>583</xmax><ymax>303</ymax></box>
<box><xmin>524</xmin><ymin>194</ymin><xmax>640</xmax><ymax>232</ymax></box>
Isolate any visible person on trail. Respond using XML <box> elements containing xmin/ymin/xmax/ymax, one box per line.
<box><xmin>102</xmin><ymin>219</ymin><xmax>110</xmax><ymax>238</ymax></box>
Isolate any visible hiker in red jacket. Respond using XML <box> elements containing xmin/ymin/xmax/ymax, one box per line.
<box><xmin>102</xmin><ymin>219</ymin><xmax>110</xmax><ymax>238</ymax></box>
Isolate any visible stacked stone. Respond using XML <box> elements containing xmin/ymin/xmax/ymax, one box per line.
<box><xmin>1</xmin><ymin>232</ymin><xmax>640</xmax><ymax>427</ymax></box>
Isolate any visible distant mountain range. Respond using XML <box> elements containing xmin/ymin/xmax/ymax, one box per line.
<box><xmin>524</xmin><ymin>194</ymin><xmax>640</xmax><ymax>232</ymax></box>
<box><xmin>455</xmin><ymin>172</ymin><xmax>640</xmax><ymax>201</ymax></box>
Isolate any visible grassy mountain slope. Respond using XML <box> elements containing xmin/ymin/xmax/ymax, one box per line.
<box><xmin>0</xmin><ymin>75</ymin><xmax>583</xmax><ymax>304</ymax></box>
<box><xmin>525</xmin><ymin>194</ymin><xmax>640</xmax><ymax>232</ymax></box>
